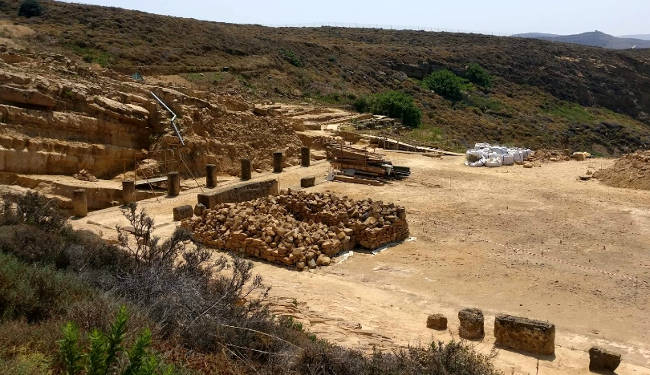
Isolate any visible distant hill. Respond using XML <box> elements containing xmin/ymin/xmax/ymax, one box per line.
<box><xmin>620</xmin><ymin>34</ymin><xmax>650</xmax><ymax>41</ymax></box>
<box><xmin>513</xmin><ymin>31</ymin><xmax>650</xmax><ymax>49</ymax></box>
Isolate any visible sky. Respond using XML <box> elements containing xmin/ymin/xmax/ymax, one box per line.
<box><xmin>59</xmin><ymin>0</ymin><xmax>650</xmax><ymax>36</ymax></box>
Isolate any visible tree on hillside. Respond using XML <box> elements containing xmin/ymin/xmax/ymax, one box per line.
<box><xmin>466</xmin><ymin>63</ymin><xmax>492</xmax><ymax>88</ymax></box>
<box><xmin>355</xmin><ymin>91</ymin><xmax>421</xmax><ymax>127</ymax></box>
<box><xmin>18</xmin><ymin>0</ymin><xmax>42</xmax><ymax>18</ymax></box>
<box><xmin>423</xmin><ymin>69</ymin><xmax>465</xmax><ymax>101</ymax></box>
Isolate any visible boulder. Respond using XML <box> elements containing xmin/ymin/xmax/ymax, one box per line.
<box><xmin>494</xmin><ymin>314</ymin><xmax>555</xmax><ymax>355</ymax></box>
<box><xmin>194</xmin><ymin>203</ymin><xmax>206</xmax><ymax>216</ymax></box>
<box><xmin>173</xmin><ymin>205</ymin><xmax>193</xmax><ymax>221</ymax></box>
<box><xmin>589</xmin><ymin>347</ymin><xmax>621</xmax><ymax>372</ymax></box>
<box><xmin>458</xmin><ymin>308</ymin><xmax>484</xmax><ymax>340</ymax></box>
<box><xmin>316</xmin><ymin>254</ymin><xmax>331</xmax><ymax>266</ymax></box>
<box><xmin>426</xmin><ymin>314</ymin><xmax>447</xmax><ymax>330</ymax></box>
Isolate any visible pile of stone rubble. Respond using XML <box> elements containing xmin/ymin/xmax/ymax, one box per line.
<box><xmin>183</xmin><ymin>190</ymin><xmax>409</xmax><ymax>270</ymax></box>
<box><xmin>465</xmin><ymin>143</ymin><xmax>533</xmax><ymax>167</ymax></box>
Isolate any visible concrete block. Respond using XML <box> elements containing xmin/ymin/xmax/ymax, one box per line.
<box><xmin>173</xmin><ymin>205</ymin><xmax>193</xmax><ymax>221</ymax></box>
<box><xmin>301</xmin><ymin>176</ymin><xmax>316</xmax><ymax>188</ymax></box>
<box><xmin>494</xmin><ymin>314</ymin><xmax>555</xmax><ymax>355</ymax></box>
<box><xmin>589</xmin><ymin>347</ymin><xmax>621</xmax><ymax>372</ymax></box>
<box><xmin>458</xmin><ymin>308</ymin><xmax>484</xmax><ymax>340</ymax></box>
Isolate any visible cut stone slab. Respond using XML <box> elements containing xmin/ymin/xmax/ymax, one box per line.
<box><xmin>301</xmin><ymin>176</ymin><xmax>316</xmax><ymax>188</ymax></box>
<box><xmin>458</xmin><ymin>308</ymin><xmax>484</xmax><ymax>340</ymax></box>
<box><xmin>426</xmin><ymin>314</ymin><xmax>447</xmax><ymax>330</ymax></box>
<box><xmin>494</xmin><ymin>314</ymin><xmax>555</xmax><ymax>355</ymax></box>
<box><xmin>589</xmin><ymin>347</ymin><xmax>621</xmax><ymax>372</ymax></box>
<box><xmin>198</xmin><ymin>178</ymin><xmax>279</xmax><ymax>208</ymax></box>
<box><xmin>173</xmin><ymin>205</ymin><xmax>193</xmax><ymax>221</ymax></box>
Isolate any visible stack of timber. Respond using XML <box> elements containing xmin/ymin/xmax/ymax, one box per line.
<box><xmin>326</xmin><ymin>144</ymin><xmax>410</xmax><ymax>184</ymax></box>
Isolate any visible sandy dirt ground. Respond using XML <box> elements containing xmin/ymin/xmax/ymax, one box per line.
<box><xmin>72</xmin><ymin>152</ymin><xmax>650</xmax><ymax>374</ymax></box>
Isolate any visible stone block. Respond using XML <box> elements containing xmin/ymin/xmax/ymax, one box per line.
<box><xmin>301</xmin><ymin>147</ymin><xmax>310</xmax><ymax>167</ymax></box>
<box><xmin>198</xmin><ymin>178</ymin><xmax>279</xmax><ymax>208</ymax></box>
<box><xmin>167</xmin><ymin>171</ymin><xmax>180</xmax><ymax>196</ymax></box>
<box><xmin>122</xmin><ymin>180</ymin><xmax>136</xmax><ymax>204</ymax></box>
<box><xmin>458</xmin><ymin>308</ymin><xmax>484</xmax><ymax>340</ymax></box>
<box><xmin>426</xmin><ymin>314</ymin><xmax>447</xmax><ymax>330</ymax></box>
<box><xmin>173</xmin><ymin>205</ymin><xmax>193</xmax><ymax>221</ymax></box>
<box><xmin>301</xmin><ymin>176</ymin><xmax>316</xmax><ymax>188</ymax></box>
<box><xmin>589</xmin><ymin>347</ymin><xmax>621</xmax><ymax>372</ymax></box>
<box><xmin>241</xmin><ymin>159</ymin><xmax>251</xmax><ymax>181</ymax></box>
<box><xmin>273</xmin><ymin>151</ymin><xmax>283</xmax><ymax>173</ymax></box>
<box><xmin>72</xmin><ymin>189</ymin><xmax>87</xmax><ymax>217</ymax></box>
<box><xmin>494</xmin><ymin>314</ymin><xmax>555</xmax><ymax>355</ymax></box>
<box><xmin>206</xmin><ymin>164</ymin><xmax>217</xmax><ymax>188</ymax></box>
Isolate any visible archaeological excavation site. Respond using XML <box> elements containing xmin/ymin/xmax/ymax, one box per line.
<box><xmin>0</xmin><ymin>1</ymin><xmax>649</xmax><ymax>374</ymax></box>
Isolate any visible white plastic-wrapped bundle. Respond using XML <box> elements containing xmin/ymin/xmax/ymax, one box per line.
<box><xmin>502</xmin><ymin>153</ymin><xmax>515</xmax><ymax>165</ymax></box>
<box><xmin>465</xmin><ymin>143</ymin><xmax>533</xmax><ymax>168</ymax></box>
<box><xmin>513</xmin><ymin>150</ymin><xmax>524</xmax><ymax>164</ymax></box>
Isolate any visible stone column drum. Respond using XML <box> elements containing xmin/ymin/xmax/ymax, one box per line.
<box><xmin>241</xmin><ymin>159</ymin><xmax>251</xmax><ymax>181</ymax></box>
<box><xmin>72</xmin><ymin>189</ymin><xmax>88</xmax><ymax>217</ymax></box>
<box><xmin>301</xmin><ymin>147</ymin><xmax>310</xmax><ymax>167</ymax></box>
<box><xmin>273</xmin><ymin>151</ymin><xmax>283</xmax><ymax>173</ymax></box>
<box><xmin>167</xmin><ymin>172</ymin><xmax>180</xmax><ymax>197</ymax></box>
<box><xmin>458</xmin><ymin>308</ymin><xmax>484</xmax><ymax>340</ymax></box>
<box><xmin>122</xmin><ymin>180</ymin><xmax>136</xmax><ymax>204</ymax></box>
<box><xmin>206</xmin><ymin>164</ymin><xmax>217</xmax><ymax>188</ymax></box>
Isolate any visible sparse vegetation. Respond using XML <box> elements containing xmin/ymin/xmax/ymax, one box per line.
<box><xmin>281</xmin><ymin>48</ymin><xmax>304</xmax><ymax>67</ymax></box>
<box><xmin>423</xmin><ymin>70</ymin><xmax>466</xmax><ymax>101</ymax></box>
<box><xmin>18</xmin><ymin>0</ymin><xmax>42</xmax><ymax>18</ymax></box>
<box><xmin>0</xmin><ymin>192</ymin><xmax>502</xmax><ymax>374</ymax></box>
<box><xmin>354</xmin><ymin>91</ymin><xmax>421</xmax><ymax>127</ymax></box>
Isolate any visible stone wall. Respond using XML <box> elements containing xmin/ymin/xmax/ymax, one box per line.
<box><xmin>197</xmin><ymin>178</ymin><xmax>279</xmax><ymax>208</ymax></box>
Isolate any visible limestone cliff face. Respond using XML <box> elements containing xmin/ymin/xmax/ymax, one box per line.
<box><xmin>0</xmin><ymin>49</ymin><xmax>302</xmax><ymax>179</ymax></box>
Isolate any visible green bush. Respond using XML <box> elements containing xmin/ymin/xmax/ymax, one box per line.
<box><xmin>58</xmin><ymin>306</ymin><xmax>176</xmax><ymax>375</ymax></box>
<box><xmin>423</xmin><ymin>70</ymin><xmax>465</xmax><ymax>101</ymax></box>
<box><xmin>0</xmin><ymin>252</ymin><xmax>93</xmax><ymax>322</ymax></box>
<box><xmin>356</xmin><ymin>91</ymin><xmax>421</xmax><ymax>127</ymax></box>
<box><xmin>280</xmin><ymin>49</ymin><xmax>303</xmax><ymax>67</ymax></box>
<box><xmin>18</xmin><ymin>0</ymin><xmax>42</xmax><ymax>18</ymax></box>
<box><xmin>466</xmin><ymin>63</ymin><xmax>492</xmax><ymax>88</ymax></box>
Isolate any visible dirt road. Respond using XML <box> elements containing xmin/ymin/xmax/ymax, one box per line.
<box><xmin>73</xmin><ymin>152</ymin><xmax>650</xmax><ymax>374</ymax></box>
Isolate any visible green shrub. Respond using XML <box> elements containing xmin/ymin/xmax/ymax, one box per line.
<box><xmin>423</xmin><ymin>69</ymin><xmax>465</xmax><ymax>101</ymax></box>
<box><xmin>0</xmin><ymin>252</ymin><xmax>93</xmax><ymax>322</ymax></box>
<box><xmin>18</xmin><ymin>0</ymin><xmax>42</xmax><ymax>18</ymax></box>
<box><xmin>466</xmin><ymin>63</ymin><xmax>492</xmax><ymax>88</ymax></box>
<box><xmin>58</xmin><ymin>306</ymin><xmax>176</xmax><ymax>375</ymax></box>
<box><xmin>356</xmin><ymin>91</ymin><xmax>421</xmax><ymax>127</ymax></box>
<box><xmin>280</xmin><ymin>49</ymin><xmax>303</xmax><ymax>67</ymax></box>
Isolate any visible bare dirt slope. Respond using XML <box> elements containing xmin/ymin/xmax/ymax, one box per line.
<box><xmin>70</xmin><ymin>154</ymin><xmax>650</xmax><ymax>374</ymax></box>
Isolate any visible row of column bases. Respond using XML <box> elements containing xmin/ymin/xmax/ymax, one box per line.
<box><xmin>72</xmin><ymin>147</ymin><xmax>312</xmax><ymax>218</ymax></box>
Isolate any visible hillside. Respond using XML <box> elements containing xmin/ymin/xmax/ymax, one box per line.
<box><xmin>513</xmin><ymin>31</ymin><xmax>650</xmax><ymax>50</ymax></box>
<box><xmin>1</xmin><ymin>0</ymin><xmax>650</xmax><ymax>154</ymax></box>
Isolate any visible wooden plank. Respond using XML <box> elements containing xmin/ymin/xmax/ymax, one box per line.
<box><xmin>135</xmin><ymin>176</ymin><xmax>168</xmax><ymax>186</ymax></box>
<box><xmin>333</xmin><ymin>175</ymin><xmax>384</xmax><ymax>186</ymax></box>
